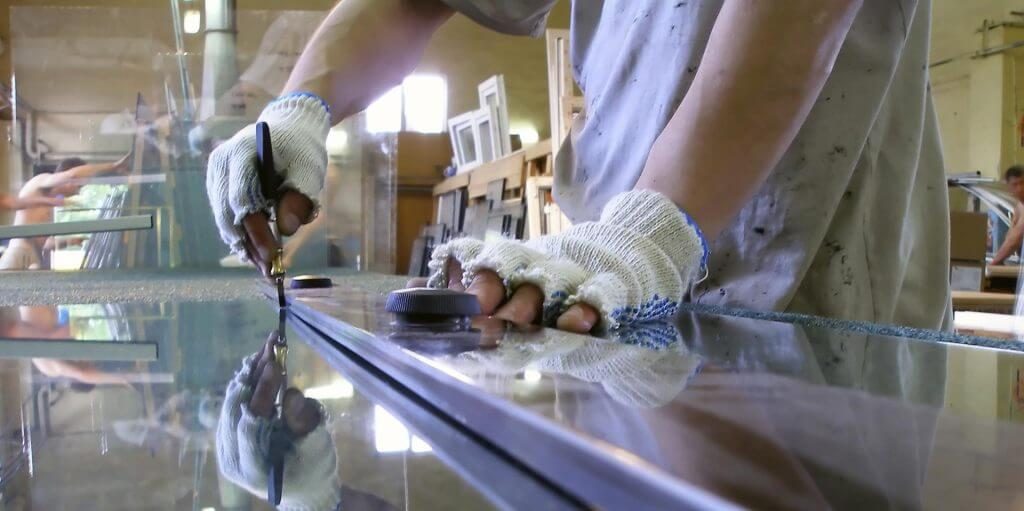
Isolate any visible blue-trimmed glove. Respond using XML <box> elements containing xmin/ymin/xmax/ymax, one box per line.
<box><xmin>428</xmin><ymin>190</ymin><xmax>709</xmax><ymax>329</ymax></box>
<box><xmin>206</xmin><ymin>93</ymin><xmax>330</xmax><ymax>258</ymax></box>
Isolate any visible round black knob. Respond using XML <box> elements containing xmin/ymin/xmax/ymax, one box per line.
<box><xmin>385</xmin><ymin>288</ymin><xmax>481</xmax><ymax>317</ymax></box>
<box><xmin>290</xmin><ymin>275</ymin><xmax>333</xmax><ymax>289</ymax></box>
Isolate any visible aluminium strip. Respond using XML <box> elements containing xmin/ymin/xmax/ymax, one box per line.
<box><xmin>285</xmin><ymin>296</ymin><xmax>740</xmax><ymax>511</ymax></box>
<box><xmin>0</xmin><ymin>214</ymin><xmax>153</xmax><ymax>240</ymax></box>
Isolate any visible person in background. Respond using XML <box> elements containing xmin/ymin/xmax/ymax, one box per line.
<box><xmin>990</xmin><ymin>166</ymin><xmax>1024</xmax><ymax>265</ymax></box>
<box><xmin>207</xmin><ymin>0</ymin><xmax>950</xmax><ymax>333</ymax></box>
<box><xmin>0</xmin><ymin>154</ymin><xmax>130</xmax><ymax>271</ymax></box>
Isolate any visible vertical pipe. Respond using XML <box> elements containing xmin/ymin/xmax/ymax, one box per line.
<box><xmin>199</xmin><ymin>0</ymin><xmax>241</xmax><ymax>121</ymax></box>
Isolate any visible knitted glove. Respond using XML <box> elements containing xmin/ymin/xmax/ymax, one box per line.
<box><xmin>216</xmin><ymin>354</ymin><xmax>341</xmax><ymax>511</ymax></box>
<box><xmin>427</xmin><ymin>190</ymin><xmax>708</xmax><ymax>329</ymax></box>
<box><xmin>206</xmin><ymin>93</ymin><xmax>330</xmax><ymax>258</ymax></box>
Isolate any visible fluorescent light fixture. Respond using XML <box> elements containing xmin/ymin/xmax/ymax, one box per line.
<box><xmin>403</xmin><ymin>74</ymin><xmax>447</xmax><ymax>133</ymax></box>
<box><xmin>374</xmin><ymin>405</ymin><xmax>410</xmax><ymax>453</ymax></box>
<box><xmin>303</xmin><ymin>379</ymin><xmax>354</xmax><ymax>400</ymax></box>
<box><xmin>512</xmin><ymin>125</ymin><xmax>540</xmax><ymax>145</ymax></box>
<box><xmin>522</xmin><ymin>369</ymin><xmax>542</xmax><ymax>383</ymax></box>
<box><xmin>366</xmin><ymin>86</ymin><xmax>402</xmax><ymax>134</ymax></box>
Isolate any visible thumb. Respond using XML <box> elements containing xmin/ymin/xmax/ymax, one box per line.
<box><xmin>276</xmin><ymin>190</ymin><xmax>316</xmax><ymax>236</ymax></box>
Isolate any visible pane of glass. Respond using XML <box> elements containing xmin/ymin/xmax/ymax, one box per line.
<box><xmin>479</xmin><ymin>120</ymin><xmax>494</xmax><ymax>161</ymax></box>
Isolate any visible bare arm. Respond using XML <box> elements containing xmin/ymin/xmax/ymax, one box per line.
<box><xmin>636</xmin><ymin>0</ymin><xmax>864</xmax><ymax>240</ymax></box>
<box><xmin>993</xmin><ymin>216</ymin><xmax>1024</xmax><ymax>265</ymax></box>
<box><xmin>283</xmin><ymin>0</ymin><xmax>454</xmax><ymax>125</ymax></box>
<box><xmin>0</xmin><ymin>193</ymin><xmax>64</xmax><ymax>210</ymax></box>
<box><xmin>26</xmin><ymin>155</ymin><xmax>131</xmax><ymax>195</ymax></box>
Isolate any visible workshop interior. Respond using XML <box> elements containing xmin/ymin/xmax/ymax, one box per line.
<box><xmin>1</xmin><ymin>1</ymin><xmax>1024</xmax><ymax>510</ymax></box>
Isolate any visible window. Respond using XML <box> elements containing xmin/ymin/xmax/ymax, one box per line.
<box><xmin>365</xmin><ymin>74</ymin><xmax>447</xmax><ymax>134</ymax></box>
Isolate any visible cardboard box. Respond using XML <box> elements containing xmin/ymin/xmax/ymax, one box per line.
<box><xmin>950</xmin><ymin>211</ymin><xmax>988</xmax><ymax>262</ymax></box>
<box><xmin>951</xmin><ymin>259</ymin><xmax>985</xmax><ymax>292</ymax></box>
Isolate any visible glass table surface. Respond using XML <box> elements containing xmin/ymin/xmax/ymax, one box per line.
<box><xmin>280</xmin><ymin>283</ymin><xmax>1024</xmax><ymax>511</ymax></box>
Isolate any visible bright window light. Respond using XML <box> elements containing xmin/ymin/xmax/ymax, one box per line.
<box><xmin>366</xmin><ymin>86</ymin><xmax>402</xmax><ymax>134</ymax></box>
<box><xmin>403</xmin><ymin>74</ymin><xmax>447</xmax><ymax>133</ymax></box>
<box><xmin>304</xmin><ymin>379</ymin><xmax>354</xmax><ymax>400</ymax></box>
<box><xmin>374</xmin><ymin>406</ymin><xmax>410</xmax><ymax>453</ymax></box>
<box><xmin>183</xmin><ymin>10</ymin><xmax>202</xmax><ymax>34</ymax></box>
<box><xmin>325</xmin><ymin>128</ymin><xmax>349</xmax><ymax>155</ymax></box>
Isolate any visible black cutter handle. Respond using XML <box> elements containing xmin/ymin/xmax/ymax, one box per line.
<box><xmin>256</xmin><ymin>122</ymin><xmax>285</xmax><ymax>202</ymax></box>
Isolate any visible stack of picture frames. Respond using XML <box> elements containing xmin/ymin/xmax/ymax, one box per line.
<box><xmin>448</xmin><ymin>75</ymin><xmax>512</xmax><ymax>173</ymax></box>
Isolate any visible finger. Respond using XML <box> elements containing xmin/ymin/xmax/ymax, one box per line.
<box><xmin>248</xmin><ymin>360</ymin><xmax>283</xmax><ymax>418</ymax></box>
<box><xmin>446</xmin><ymin>259</ymin><xmax>465</xmax><ymax>291</ymax></box>
<box><xmin>406</xmin><ymin>277</ymin><xmax>428</xmax><ymax>288</ymax></box>
<box><xmin>555</xmin><ymin>303</ymin><xmax>600</xmax><ymax>334</ymax></box>
<box><xmin>276</xmin><ymin>190</ymin><xmax>315</xmax><ymax>236</ymax></box>
<box><xmin>493</xmin><ymin>284</ymin><xmax>543</xmax><ymax>325</ymax></box>
<box><xmin>282</xmin><ymin>389</ymin><xmax>323</xmax><ymax>437</ymax></box>
<box><xmin>242</xmin><ymin>212</ymin><xmax>278</xmax><ymax>277</ymax></box>
<box><xmin>466</xmin><ymin>270</ymin><xmax>506</xmax><ymax>315</ymax></box>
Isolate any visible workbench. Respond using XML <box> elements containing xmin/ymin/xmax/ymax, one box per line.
<box><xmin>2</xmin><ymin>270</ymin><xmax>1023</xmax><ymax>509</ymax></box>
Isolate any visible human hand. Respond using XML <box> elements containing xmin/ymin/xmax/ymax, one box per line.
<box><xmin>216</xmin><ymin>333</ymin><xmax>340</xmax><ymax>511</ymax></box>
<box><xmin>426</xmin><ymin>190</ymin><xmax>708</xmax><ymax>333</ymax></box>
<box><xmin>206</xmin><ymin>93</ymin><xmax>330</xmax><ymax>277</ymax></box>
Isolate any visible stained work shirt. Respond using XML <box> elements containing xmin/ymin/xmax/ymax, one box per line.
<box><xmin>441</xmin><ymin>0</ymin><xmax>951</xmax><ymax>329</ymax></box>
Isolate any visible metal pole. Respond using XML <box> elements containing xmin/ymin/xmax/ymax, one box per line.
<box><xmin>0</xmin><ymin>214</ymin><xmax>153</xmax><ymax>240</ymax></box>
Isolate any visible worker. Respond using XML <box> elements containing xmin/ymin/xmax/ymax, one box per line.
<box><xmin>207</xmin><ymin>0</ymin><xmax>950</xmax><ymax>333</ymax></box>
<box><xmin>990</xmin><ymin>165</ymin><xmax>1024</xmax><ymax>265</ymax></box>
<box><xmin>0</xmin><ymin>154</ymin><xmax>130</xmax><ymax>271</ymax></box>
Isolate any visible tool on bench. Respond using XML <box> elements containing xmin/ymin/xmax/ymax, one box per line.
<box><xmin>256</xmin><ymin>121</ymin><xmax>289</xmax><ymax>505</ymax></box>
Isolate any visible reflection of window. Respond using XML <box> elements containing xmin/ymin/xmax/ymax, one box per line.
<box><xmin>365</xmin><ymin>74</ymin><xmax>447</xmax><ymax>134</ymax></box>
<box><xmin>373</xmin><ymin>405</ymin><xmax>432</xmax><ymax>454</ymax></box>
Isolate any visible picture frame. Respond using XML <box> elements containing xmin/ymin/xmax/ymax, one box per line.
<box><xmin>477</xmin><ymin>75</ymin><xmax>512</xmax><ymax>157</ymax></box>
<box><xmin>472</xmin><ymin>107</ymin><xmax>498</xmax><ymax>163</ymax></box>
<box><xmin>448</xmin><ymin>110</ymin><xmax>482</xmax><ymax>172</ymax></box>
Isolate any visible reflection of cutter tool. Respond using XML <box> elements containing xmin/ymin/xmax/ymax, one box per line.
<box><xmin>255</xmin><ymin>121</ymin><xmax>287</xmax><ymax>308</ymax></box>
<box><xmin>267</xmin><ymin>312</ymin><xmax>289</xmax><ymax>506</ymax></box>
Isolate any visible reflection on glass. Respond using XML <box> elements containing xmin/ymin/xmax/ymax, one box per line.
<box><xmin>458</xmin><ymin>126</ymin><xmax>477</xmax><ymax>163</ymax></box>
<box><xmin>374</xmin><ymin>405</ymin><xmax>432</xmax><ymax>455</ymax></box>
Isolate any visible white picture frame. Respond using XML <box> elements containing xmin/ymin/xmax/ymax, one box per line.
<box><xmin>472</xmin><ymin>107</ymin><xmax>498</xmax><ymax>163</ymax></box>
<box><xmin>477</xmin><ymin>75</ymin><xmax>512</xmax><ymax>157</ymax></box>
<box><xmin>448</xmin><ymin>110</ymin><xmax>482</xmax><ymax>172</ymax></box>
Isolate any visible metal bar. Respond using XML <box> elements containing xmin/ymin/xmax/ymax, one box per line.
<box><xmin>64</xmin><ymin>174</ymin><xmax>167</xmax><ymax>186</ymax></box>
<box><xmin>0</xmin><ymin>215</ymin><xmax>152</xmax><ymax>240</ymax></box>
<box><xmin>0</xmin><ymin>339</ymin><xmax>157</xmax><ymax>361</ymax></box>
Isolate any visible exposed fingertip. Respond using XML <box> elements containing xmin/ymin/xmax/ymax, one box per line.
<box><xmin>406</xmin><ymin>277</ymin><xmax>428</xmax><ymax>288</ymax></box>
<box><xmin>278</xmin><ymin>212</ymin><xmax>301</xmax><ymax>236</ymax></box>
<box><xmin>556</xmin><ymin>307</ymin><xmax>595</xmax><ymax>333</ymax></box>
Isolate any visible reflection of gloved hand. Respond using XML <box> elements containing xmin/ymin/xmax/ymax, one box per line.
<box><xmin>452</xmin><ymin>323</ymin><xmax>701</xmax><ymax>407</ymax></box>
<box><xmin>206</xmin><ymin>93</ymin><xmax>329</xmax><ymax>265</ymax></box>
<box><xmin>427</xmin><ymin>190</ymin><xmax>708</xmax><ymax>330</ymax></box>
<box><xmin>216</xmin><ymin>336</ymin><xmax>340</xmax><ymax>511</ymax></box>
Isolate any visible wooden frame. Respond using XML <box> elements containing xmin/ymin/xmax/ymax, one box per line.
<box><xmin>546</xmin><ymin>30</ymin><xmax>575</xmax><ymax>154</ymax></box>
<box><xmin>478</xmin><ymin>75</ymin><xmax>512</xmax><ymax>158</ymax></box>
<box><xmin>448</xmin><ymin>110</ymin><xmax>482</xmax><ymax>172</ymax></box>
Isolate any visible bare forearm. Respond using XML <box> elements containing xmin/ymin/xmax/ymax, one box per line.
<box><xmin>637</xmin><ymin>0</ymin><xmax>862</xmax><ymax>240</ymax></box>
<box><xmin>993</xmin><ymin>225</ymin><xmax>1024</xmax><ymax>264</ymax></box>
<box><xmin>283</xmin><ymin>0</ymin><xmax>453</xmax><ymax>125</ymax></box>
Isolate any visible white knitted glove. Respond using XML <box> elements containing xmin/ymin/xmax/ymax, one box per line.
<box><xmin>216</xmin><ymin>354</ymin><xmax>341</xmax><ymax>511</ymax></box>
<box><xmin>427</xmin><ymin>190</ymin><xmax>708</xmax><ymax>329</ymax></box>
<box><xmin>206</xmin><ymin>93</ymin><xmax>331</xmax><ymax>257</ymax></box>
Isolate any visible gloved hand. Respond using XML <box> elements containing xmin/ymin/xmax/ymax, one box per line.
<box><xmin>216</xmin><ymin>337</ymin><xmax>341</xmax><ymax>511</ymax></box>
<box><xmin>427</xmin><ymin>189</ymin><xmax>708</xmax><ymax>331</ymax></box>
<box><xmin>205</xmin><ymin>93</ymin><xmax>330</xmax><ymax>275</ymax></box>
